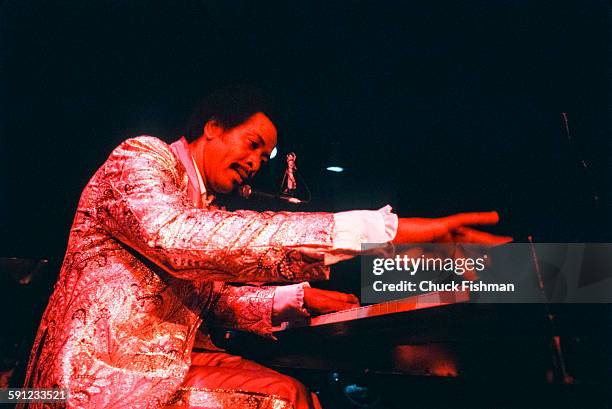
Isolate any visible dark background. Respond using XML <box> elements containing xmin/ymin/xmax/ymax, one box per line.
<box><xmin>0</xmin><ymin>1</ymin><xmax>611</xmax><ymax>402</ymax></box>
<box><xmin>0</xmin><ymin>0</ymin><xmax>610</xmax><ymax>263</ymax></box>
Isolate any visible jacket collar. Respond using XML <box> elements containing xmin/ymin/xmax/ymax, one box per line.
<box><xmin>170</xmin><ymin>137</ymin><xmax>213</xmax><ymax>207</ymax></box>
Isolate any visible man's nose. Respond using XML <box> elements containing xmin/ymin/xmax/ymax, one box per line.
<box><xmin>246</xmin><ymin>155</ymin><xmax>261</xmax><ymax>175</ymax></box>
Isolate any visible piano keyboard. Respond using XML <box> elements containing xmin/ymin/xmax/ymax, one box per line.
<box><xmin>274</xmin><ymin>290</ymin><xmax>470</xmax><ymax>332</ymax></box>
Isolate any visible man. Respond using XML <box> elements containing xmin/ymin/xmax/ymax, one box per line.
<box><xmin>21</xmin><ymin>87</ymin><xmax>509</xmax><ymax>408</ymax></box>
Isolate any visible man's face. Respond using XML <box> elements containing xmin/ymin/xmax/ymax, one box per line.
<box><xmin>202</xmin><ymin>112</ymin><xmax>277</xmax><ymax>194</ymax></box>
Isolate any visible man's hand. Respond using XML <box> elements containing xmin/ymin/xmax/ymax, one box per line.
<box><xmin>392</xmin><ymin>211</ymin><xmax>512</xmax><ymax>245</ymax></box>
<box><xmin>303</xmin><ymin>287</ymin><xmax>360</xmax><ymax>316</ymax></box>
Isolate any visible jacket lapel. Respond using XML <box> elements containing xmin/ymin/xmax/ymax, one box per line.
<box><xmin>170</xmin><ymin>137</ymin><xmax>203</xmax><ymax>208</ymax></box>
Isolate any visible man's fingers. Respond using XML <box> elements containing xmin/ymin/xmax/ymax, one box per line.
<box><xmin>305</xmin><ymin>288</ymin><xmax>360</xmax><ymax>314</ymax></box>
<box><xmin>313</xmin><ymin>297</ymin><xmax>359</xmax><ymax>315</ymax></box>
<box><xmin>317</xmin><ymin>289</ymin><xmax>359</xmax><ymax>304</ymax></box>
<box><xmin>443</xmin><ymin>211</ymin><xmax>500</xmax><ymax>230</ymax></box>
<box><xmin>323</xmin><ymin>293</ymin><xmax>360</xmax><ymax>307</ymax></box>
<box><xmin>342</xmin><ymin>293</ymin><xmax>360</xmax><ymax>304</ymax></box>
<box><xmin>452</xmin><ymin>226</ymin><xmax>513</xmax><ymax>245</ymax></box>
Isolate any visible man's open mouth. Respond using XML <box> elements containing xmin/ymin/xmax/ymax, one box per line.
<box><xmin>230</xmin><ymin>164</ymin><xmax>249</xmax><ymax>182</ymax></box>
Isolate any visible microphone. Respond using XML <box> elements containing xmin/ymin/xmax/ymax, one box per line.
<box><xmin>283</xmin><ymin>152</ymin><xmax>297</xmax><ymax>194</ymax></box>
<box><xmin>238</xmin><ymin>184</ymin><xmax>304</xmax><ymax>204</ymax></box>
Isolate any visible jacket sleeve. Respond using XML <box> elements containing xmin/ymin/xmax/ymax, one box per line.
<box><xmin>206</xmin><ymin>283</ymin><xmax>276</xmax><ymax>337</ymax></box>
<box><xmin>92</xmin><ymin>136</ymin><xmax>335</xmax><ymax>282</ymax></box>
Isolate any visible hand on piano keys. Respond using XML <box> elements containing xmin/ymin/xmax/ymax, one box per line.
<box><xmin>303</xmin><ymin>287</ymin><xmax>360</xmax><ymax>316</ymax></box>
<box><xmin>275</xmin><ymin>290</ymin><xmax>470</xmax><ymax>332</ymax></box>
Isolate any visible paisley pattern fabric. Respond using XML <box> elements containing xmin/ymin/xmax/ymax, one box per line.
<box><xmin>21</xmin><ymin>136</ymin><xmax>335</xmax><ymax>408</ymax></box>
<box><xmin>164</xmin><ymin>388</ymin><xmax>291</xmax><ymax>409</ymax></box>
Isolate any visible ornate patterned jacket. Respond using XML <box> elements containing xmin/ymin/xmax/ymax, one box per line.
<box><xmin>22</xmin><ymin>136</ymin><xmax>335</xmax><ymax>408</ymax></box>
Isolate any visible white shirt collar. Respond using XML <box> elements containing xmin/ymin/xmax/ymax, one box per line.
<box><xmin>190</xmin><ymin>153</ymin><xmax>217</xmax><ymax>207</ymax></box>
<box><xmin>190</xmin><ymin>156</ymin><xmax>206</xmax><ymax>197</ymax></box>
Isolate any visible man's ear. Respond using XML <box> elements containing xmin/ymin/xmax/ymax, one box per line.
<box><xmin>203</xmin><ymin>119</ymin><xmax>223</xmax><ymax>141</ymax></box>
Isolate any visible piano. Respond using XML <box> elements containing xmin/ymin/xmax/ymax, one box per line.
<box><xmin>213</xmin><ymin>291</ymin><xmax>612</xmax><ymax>408</ymax></box>
<box><xmin>272</xmin><ymin>290</ymin><xmax>470</xmax><ymax>334</ymax></box>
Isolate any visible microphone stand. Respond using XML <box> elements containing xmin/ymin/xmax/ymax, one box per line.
<box><xmin>238</xmin><ymin>152</ymin><xmax>311</xmax><ymax>205</ymax></box>
<box><xmin>528</xmin><ymin>235</ymin><xmax>573</xmax><ymax>385</ymax></box>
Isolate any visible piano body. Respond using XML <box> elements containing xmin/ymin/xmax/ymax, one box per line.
<box><xmin>213</xmin><ymin>291</ymin><xmax>612</xmax><ymax>408</ymax></box>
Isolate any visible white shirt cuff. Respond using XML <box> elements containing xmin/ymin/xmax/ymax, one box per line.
<box><xmin>272</xmin><ymin>282</ymin><xmax>310</xmax><ymax>325</ymax></box>
<box><xmin>325</xmin><ymin>205</ymin><xmax>398</xmax><ymax>265</ymax></box>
